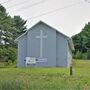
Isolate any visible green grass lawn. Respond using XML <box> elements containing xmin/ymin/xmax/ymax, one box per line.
<box><xmin>0</xmin><ymin>60</ymin><xmax>90</xmax><ymax>90</ymax></box>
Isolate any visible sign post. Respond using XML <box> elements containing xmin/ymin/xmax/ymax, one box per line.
<box><xmin>70</xmin><ymin>60</ymin><xmax>74</xmax><ymax>76</ymax></box>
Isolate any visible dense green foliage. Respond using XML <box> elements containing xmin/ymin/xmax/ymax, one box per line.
<box><xmin>0</xmin><ymin>47</ymin><xmax>17</xmax><ymax>62</ymax></box>
<box><xmin>72</xmin><ymin>22</ymin><xmax>90</xmax><ymax>59</ymax></box>
<box><xmin>13</xmin><ymin>16</ymin><xmax>27</xmax><ymax>37</ymax></box>
<box><xmin>0</xmin><ymin>4</ymin><xmax>27</xmax><ymax>47</ymax></box>
<box><xmin>0</xmin><ymin>4</ymin><xmax>27</xmax><ymax>62</ymax></box>
<box><xmin>0</xmin><ymin>60</ymin><xmax>90</xmax><ymax>90</ymax></box>
<box><xmin>0</xmin><ymin>4</ymin><xmax>90</xmax><ymax>62</ymax></box>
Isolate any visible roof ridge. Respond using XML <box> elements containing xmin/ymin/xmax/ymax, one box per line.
<box><xmin>15</xmin><ymin>20</ymin><xmax>69</xmax><ymax>41</ymax></box>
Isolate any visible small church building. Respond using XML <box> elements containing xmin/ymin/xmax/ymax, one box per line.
<box><xmin>15</xmin><ymin>21</ymin><xmax>74</xmax><ymax>67</ymax></box>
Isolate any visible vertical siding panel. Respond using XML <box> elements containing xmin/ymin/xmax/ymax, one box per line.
<box><xmin>56</xmin><ymin>32</ymin><xmax>68</xmax><ymax>67</ymax></box>
<box><xmin>27</xmin><ymin>23</ymin><xmax>56</xmax><ymax>67</ymax></box>
<box><xmin>17</xmin><ymin>35</ymin><xmax>27</xmax><ymax>67</ymax></box>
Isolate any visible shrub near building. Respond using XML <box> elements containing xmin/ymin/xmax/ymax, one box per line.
<box><xmin>0</xmin><ymin>47</ymin><xmax>17</xmax><ymax>63</ymax></box>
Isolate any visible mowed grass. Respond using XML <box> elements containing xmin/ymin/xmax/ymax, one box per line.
<box><xmin>0</xmin><ymin>60</ymin><xmax>90</xmax><ymax>90</ymax></box>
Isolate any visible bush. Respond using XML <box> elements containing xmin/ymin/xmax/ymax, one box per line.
<box><xmin>74</xmin><ymin>51</ymin><xmax>83</xmax><ymax>59</ymax></box>
<box><xmin>0</xmin><ymin>47</ymin><xmax>17</xmax><ymax>62</ymax></box>
<box><xmin>82</xmin><ymin>53</ymin><xmax>88</xmax><ymax>60</ymax></box>
<box><xmin>87</xmin><ymin>51</ymin><xmax>90</xmax><ymax>59</ymax></box>
<box><xmin>6</xmin><ymin>47</ymin><xmax>17</xmax><ymax>62</ymax></box>
<box><xmin>73</xmin><ymin>51</ymin><xmax>90</xmax><ymax>60</ymax></box>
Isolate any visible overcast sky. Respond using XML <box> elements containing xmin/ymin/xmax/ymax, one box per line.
<box><xmin>1</xmin><ymin>0</ymin><xmax>90</xmax><ymax>37</ymax></box>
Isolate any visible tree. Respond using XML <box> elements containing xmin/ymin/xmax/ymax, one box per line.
<box><xmin>72</xmin><ymin>22</ymin><xmax>90</xmax><ymax>59</ymax></box>
<box><xmin>72</xmin><ymin>22</ymin><xmax>90</xmax><ymax>53</ymax></box>
<box><xmin>0</xmin><ymin>4</ymin><xmax>27</xmax><ymax>47</ymax></box>
<box><xmin>13</xmin><ymin>16</ymin><xmax>27</xmax><ymax>37</ymax></box>
<box><xmin>0</xmin><ymin>4</ymin><xmax>27</xmax><ymax>62</ymax></box>
<box><xmin>81</xmin><ymin>22</ymin><xmax>90</xmax><ymax>51</ymax></box>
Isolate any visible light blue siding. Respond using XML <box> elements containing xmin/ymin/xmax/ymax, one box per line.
<box><xmin>17</xmin><ymin>34</ymin><xmax>27</xmax><ymax>67</ymax></box>
<box><xmin>17</xmin><ymin>21</ymin><xmax>72</xmax><ymax>67</ymax></box>
<box><xmin>27</xmin><ymin>22</ymin><xmax>56</xmax><ymax>67</ymax></box>
<box><xmin>56</xmin><ymin>32</ymin><xmax>68</xmax><ymax>67</ymax></box>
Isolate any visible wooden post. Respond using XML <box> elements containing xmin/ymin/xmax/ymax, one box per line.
<box><xmin>70</xmin><ymin>60</ymin><xmax>74</xmax><ymax>76</ymax></box>
<box><xmin>70</xmin><ymin>65</ymin><xmax>73</xmax><ymax>76</ymax></box>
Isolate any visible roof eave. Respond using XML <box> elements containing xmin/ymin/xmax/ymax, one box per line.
<box><xmin>15</xmin><ymin>20</ymin><xmax>70</xmax><ymax>42</ymax></box>
<box><xmin>68</xmin><ymin>38</ymin><xmax>75</xmax><ymax>51</ymax></box>
<box><xmin>14</xmin><ymin>32</ymin><xmax>27</xmax><ymax>42</ymax></box>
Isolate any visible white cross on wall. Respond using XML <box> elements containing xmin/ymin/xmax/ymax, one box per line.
<box><xmin>36</xmin><ymin>30</ymin><xmax>47</xmax><ymax>58</ymax></box>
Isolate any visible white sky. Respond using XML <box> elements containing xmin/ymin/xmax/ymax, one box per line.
<box><xmin>1</xmin><ymin>0</ymin><xmax>90</xmax><ymax>37</ymax></box>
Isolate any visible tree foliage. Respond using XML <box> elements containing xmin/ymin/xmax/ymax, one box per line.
<box><xmin>0</xmin><ymin>4</ymin><xmax>27</xmax><ymax>47</ymax></box>
<box><xmin>0</xmin><ymin>4</ymin><xmax>27</xmax><ymax>62</ymax></box>
<box><xmin>72</xmin><ymin>22</ymin><xmax>90</xmax><ymax>59</ymax></box>
<box><xmin>0</xmin><ymin>47</ymin><xmax>17</xmax><ymax>62</ymax></box>
<box><xmin>13</xmin><ymin>16</ymin><xmax>27</xmax><ymax>36</ymax></box>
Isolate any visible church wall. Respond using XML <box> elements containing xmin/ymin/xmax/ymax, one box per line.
<box><xmin>17</xmin><ymin>21</ymin><xmax>72</xmax><ymax>67</ymax></box>
<box><xmin>27</xmin><ymin>22</ymin><xmax>56</xmax><ymax>67</ymax></box>
<box><xmin>17</xmin><ymin>34</ymin><xmax>27</xmax><ymax>67</ymax></box>
<box><xmin>56</xmin><ymin>32</ymin><xmax>68</xmax><ymax>67</ymax></box>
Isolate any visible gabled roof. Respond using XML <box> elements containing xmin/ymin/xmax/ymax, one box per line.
<box><xmin>15</xmin><ymin>21</ymin><xmax>69</xmax><ymax>41</ymax></box>
<box><xmin>15</xmin><ymin>20</ymin><xmax>74</xmax><ymax>50</ymax></box>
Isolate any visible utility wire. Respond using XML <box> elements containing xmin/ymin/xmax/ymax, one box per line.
<box><xmin>85</xmin><ymin>0</ymin><xmax>90</xmax><ymax>3</ymax></box>
<box><xmin>0</xmin><ymin>0</ymin><xmax>11</xmax><ymax>4</ymax></box>
<box><xmin>7</xmin><ymin>0</ymin><xmax>33</xmax><ymax>9</ymax></box>
<box><xmin>27</xmin><ymin>1</ymin><xmax>83</xmax><ymax>20</ymax></box>
<box><xmin>10</xmin><ymin>0</ymin><xmax>48</xmax><ymax>12</ymax></box>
